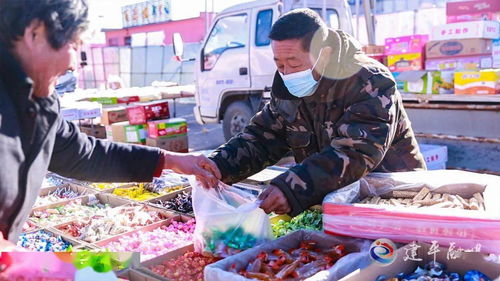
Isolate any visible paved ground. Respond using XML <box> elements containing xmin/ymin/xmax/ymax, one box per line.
<box><xmin>173</xmin><ymin>98</ymin><xmax>226</xmax><ymax>153</ymax></box>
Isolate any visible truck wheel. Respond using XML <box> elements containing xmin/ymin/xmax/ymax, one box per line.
<box><xmin>223</xmin><ymin>101</ymin><xmax>253</xmax><ymax>141</ymax></box>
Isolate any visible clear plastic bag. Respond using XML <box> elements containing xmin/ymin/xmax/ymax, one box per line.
<box><xmin>191</xmin><ymin>178</ymin><xmax>272</xmax><ymax>257</ymax></box>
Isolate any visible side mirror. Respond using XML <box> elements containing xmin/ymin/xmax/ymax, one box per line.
<box><xmin>172</xmin><ymin>32</ymin><xmax>185</xmax><ymax>59</ymax></box>
<box><xmin>80</xmin><ymin>51</ymin><xmax>88</xmax><ymax>67</ymax></box>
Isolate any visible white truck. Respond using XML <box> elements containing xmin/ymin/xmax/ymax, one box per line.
<box><xmin>174</xmin><ymin>0</ymin><xmax>354</xmax><ymax>140</ymax></box>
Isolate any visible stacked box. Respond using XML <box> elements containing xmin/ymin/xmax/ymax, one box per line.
<box><xmin>399</xmin><ymin>71</ymin><xmax>454</xmax><ymax>95</ymax></box>
<box><xmin>100</xmin><ymin>106</ymin><xmax>128</xmax><ymax>125</ymax></box>
<box><xmin>385</xmin><ymin>35</ymin><xmax>428</xmax><ymax>72</ymax></box>
<box><xmin>454</xmin><ymin>69</ymin><xmax>500</xmax><ymax>95</ymax></box>
<box><xmin>146</xmin><ymin>118</ymin><xmax>188</xmax><ymax>153</ymax></box>
<box><xmin>126</xmin><ymin>100</ymin><xmax>170</xmax><ymax>125</ymax></box>
<box><xmin>110</xmin><ymin>121</ymin><xmax>147</xmax><ymax>144</ymax></box>
<box><xmin>493</xmin><ymin>38</ymin><xmax>500</xmax><ymax>68</ymax></box>
<box><xmin>446</xmin><ymin>0</ymin><xmax>500</xmax><ymax>24</ymax></box>
<box><xmin>431</xmin><ymin>21</ymin><xmax>500</xmax><ymax>41</ymax></box>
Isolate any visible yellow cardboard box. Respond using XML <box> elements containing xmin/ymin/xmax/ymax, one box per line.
<box><xmin>387</xmin><ymin>53</ymin><xmax>424</xmax><ymax>72</ymax></box>
<box><xmin>454</xmin><ymin>70</ymin><xmax>500</xmax><ymax>95</ymax></box>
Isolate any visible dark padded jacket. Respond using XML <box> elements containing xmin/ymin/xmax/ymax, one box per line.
<box><xmin>210</xmin><ymin>30</ymin><xmax>426</xmax><ymax>216</ymax></box>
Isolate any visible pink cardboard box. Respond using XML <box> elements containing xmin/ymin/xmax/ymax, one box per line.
<box><xmin>446</xmin><ymin>0</ymin><xmax>500</xmax><ymax>19</ymax></box>
<box><xmin>384</xmin><ymin>34</ymin><xmax>429</xmax><ymax>55</ymax></box>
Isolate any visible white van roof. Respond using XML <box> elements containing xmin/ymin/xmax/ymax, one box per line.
<box><xmin>220</xmin><ymin>0</ymin><xmax>279</xmax><ymax>14</ymax></box>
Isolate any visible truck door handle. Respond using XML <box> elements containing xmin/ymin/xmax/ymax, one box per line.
<box><xmin>239</xmin><ymin>67</ymin><xmax>248</xmax><ymax>75</ymax></box>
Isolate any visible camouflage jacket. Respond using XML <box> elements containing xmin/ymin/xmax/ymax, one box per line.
<box><xmin>209</xmin><ymin>30</ymin><xmax>426</xmax><ymax>216</ymax></box>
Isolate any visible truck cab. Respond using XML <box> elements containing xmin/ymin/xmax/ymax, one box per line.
<box><xmin>191</xmin><ymin>0</ymin><xmax>353</xmax><ymax>140</ymax></box>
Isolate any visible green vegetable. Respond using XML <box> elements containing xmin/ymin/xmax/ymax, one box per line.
<box><xmin>271</xmin><ymin>210</ymin><xmax>322</xmax><ymax>238</ymax></box>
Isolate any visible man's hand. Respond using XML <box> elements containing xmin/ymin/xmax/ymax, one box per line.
<box><xmin>163</xmin><ymin>152</ymin><xmax>221</xmax><ymax>189</ymax></box>
<box><xmin>258</xmin><ymin>185</ymin><xmax>291</xmax><ymax>215</ymax></box>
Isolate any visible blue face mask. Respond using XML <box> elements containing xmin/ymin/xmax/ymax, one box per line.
<box><xmin>279</xmin><ymin>51</ymin><xmax>322</xmax><ymax>98</ymax></box>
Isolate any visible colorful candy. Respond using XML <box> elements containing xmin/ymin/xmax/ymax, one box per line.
<box><xmin>147</xmin><ymin>173</ymin><xmax>189</xmax><ymax>194</ymax></box>
<box><xmin>375</xmin><ymin>261</ymin><xmax>492</xmax><ymax>281</ymax></box>
<box><xmin>272</xmin><ymin>210</ymin><xmax>322</xmax><ymax>238</ymax></box>
<box><xmin>233</xmin><ymin>241</ymin><xmax>346</xmax><ymax>280</ymax></box>
<box><xmin>30</xmin><ymin>199</ymin><xmax>112</xmax><ymax>226</ymax></box>
<box><xmin>203</xmin><ymin>226</ymin><xmax>259</xmax><ymax>257</ymax></box>
<box><xmin>57</xmin><ymin>206</ymin><xmax>168</xmax><ymax>243</ymax></box>
<box><xmin>33</xmin><ymin>186</ymin><xmax>82</xmax><ymax>207</ymax></box>
<box><xmin>102</xmin><ymin>219</ymin><xmax>196</xmax><ymax>261</ymax></box>
<box><xmin>41</xmin><ymin>176</ymin><xmax>64</xmax><ymax>188</ymax></box>
<box><xmin>151</xmin><ymin>191</ymin><xmax>192</xmax><ymax>213</ymax></box>
<box><xmin>112</xmin><ymin>184</ymin><xmax>161</xmax><ymax>201</ymax></box>
<box><xmin>21</xmin><ymin>221</ymin><xmax>39</xmax><ymax>233</ymax></box>
<box><xmin>88</xmin><ymin>182</ymin><xmax>124</xmax><ymax>190</ymax></box>
<box><xmin>149</xmin><ymin>251</ymin><xmax>220</xmax><ymax>281</ymax></box>
<box><xmin>17</xmin><ymin>230</ymin><xmax>72</xmax><ymax>252</ymax></box>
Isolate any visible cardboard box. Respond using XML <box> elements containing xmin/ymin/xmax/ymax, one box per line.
<box><xmin>399</xmin><ymin>71</ymin><xmax>454</xmax><ymax>94</ymax></box>
<box><xmin>340</xmin><ymin>242</ymin><xmax>500</xmax><ymax>281</ymax></box>
<box><xmin>111</xmin><ymin>121</ymin><xmax>147</xmax><ymax>144</ymax></box>
<box><xmin>126</xmin><ymin>100</ymin><xmax>170</xmax><ymax>125</ymax></box>
<box><xmin>385</xmin><ymin>34</ymin><xmax>429</xmax><ymax>55</ymax></box>
<box><xmin>454</xmin><ymin>70</ymin><xmax>500</xmax><ymax>95</ymax></box>
<box><xmin>61</xmin><ymin>107</ymin><xmax>79</xmax><ymax>121</ymax></box>
<box><xmin>446</xmin><ymin>0</ymin><xmax>500</xmax><ymax>23</ymax></box>
<box><xmin>90</xmin><ymin>96</ymin><xmax>140</xmax><ymax>105</ymax></box>
<box><xmin>387</xmin><ymin>53</ymin><xmax>424</xmax><ymax>72</ymax></box>
<box><xmin>100</xmin><ymin>106</ymin><xmax>128</xmax><ymax>125</ymax></box>
<box><xmin>391</xmin><ymin>72</ymin><xmax>405</xmax><ymax>91</ymax></box>
<box><xmin>432</xmin><ymin>21</ymin><xmax>500</xmax><ymax>40</ymax></box>
<box><xmin>362</xmin><ymin>45</ymin><xmax>385</xmax><ymax>55</ymax></box>
<box><xmin>77</xmin><ymin>102</ymin><xmax>102</xmax><ymax>119</ymax></box>
<box><xmin>145</xmin><ymin>134</ymin><xmax>188</xmax><ymax>153</ymax></box>
<box><xmin>147</xmin><ymin>118</ymin><xmax>187</xmax><ymax>139</ymax></box>
<box><xmin>425</xmin><ymin>55</ymin><xmax>492</xmax><ymax>71</ymax></box>
<box><xmin>80</xmin><ymin>124</ymin><xmax>107</xmax><ymax>139</ymax></box>
<box><xmin>118</xmin><ymin>269</ymin><xmax>160</xmax><ymax>281</ymax></box>
<box><xmin>493</xmin><ymin>38</ymin><xmax>500</xmax><ymax>68</ymax></box>
<box><xmin>425</xmin><ymin>38</ymin><xmax>492</xmax><ymax>59</ymax></box>
<box><xmin>447</xmin><ymin>12</ymin><xmax>500</xmax><ymax>23</ymax></box>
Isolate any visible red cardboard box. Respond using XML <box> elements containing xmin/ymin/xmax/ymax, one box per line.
<box><xmin>384</xmin><ymin>34</ymin><xmax>429</xmax><ymax>55</ymax></box>
<box><xmin>147</xmin><ymin>118</ymin><xmax>187</xmax><ymax>139</ymax></box>
<box><xmin>126</xmin><ymin>100</ymin><xmax>170</xmax><ymax>125</ymax></box>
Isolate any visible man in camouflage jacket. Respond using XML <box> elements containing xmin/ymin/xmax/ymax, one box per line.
<box><xmin>209</xmin><ymin>9</ymin><xmax>426</xmax><ymax>216</ymax></box>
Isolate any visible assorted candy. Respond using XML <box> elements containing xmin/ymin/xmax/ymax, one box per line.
<box><xmin>102</xmin><ymin>219</ymin><xmax>196</xmax><ymax>261</ymax></box>
<box><xmin>361</xmin><ymin>187</ymin><xmax>486</xmax><ymax>210</ymax></box>
<box><xmin>33</xmin><ymin>186</ymin><xmax>83</xmax><ymax>208</ymax></box>
<box><xmin>112</xmin><ymin>184</ymin><xmax>161</xmax><ymax>201</ymax></box>
<box><xmin>88</xmin><ymin>182</ymin><xmax>124</xmax><ymax>190</ymax></box>
<box><xmin>41</xmin><ymin>176</ymin><xmax>64</xmax><ymax>188</ymax></box>
<box><xmin>57</xmin><ymin>206</ymin><xmax>168</xmax><ymax>243</ymax></box>
<box><xmin>272</xmin><ymin>210</ymin><xmax>322</xmax><ymax>238</ymax></box>
<box><xmin>147</xmin><ymin>173</ymin><xmax>189</xmax><ymax>194</ymax></box>
<box><xmin>232</xmin><ymin>240</ymin><xmax>346</xmax><ymax>280</ymax></box>
<box><xmin>203</xmin><ymin>226</ymin><xmax>259</xmax><ymax>257</ymax></box>
<box><xmin>151</xmin><ymin>191</ymin><xmax>193</xmax><ymax>213</ymax></box>
<box><xmin>17</xmin><ymin>230</ymin><xmax>72</xmax><ymax>252</ymax></box>
<box><xmin>21</xmin><ymin>221</ymin><xmax>39</xmax><ymax>233</ymax></box>
<box><xmin>30</xmin><ymin>199</ymin><xmax>112</xmax><ymax>226</ymax></box>
<box><xmin>375</xmin><ymin>261</ymin><xmax>491</xmax><ymax>281</ymax></box>
<box><xmin>149</xmin><ymin>251</ymin><xmax>220</xmax><ymax>281</ymax></box>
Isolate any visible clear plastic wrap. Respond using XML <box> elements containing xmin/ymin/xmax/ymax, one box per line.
<box><xmin>323</xmin><ymin>170</ymin><xmax>500</xmax><ymax>254</ymax></box>
<box><xmin>204</xmin><ymin>230</ymin><xmax>373</xmax><ymax>281</ymax></box>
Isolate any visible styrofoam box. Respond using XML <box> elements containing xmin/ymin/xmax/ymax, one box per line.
<box><xmin>419</xmin><ymin>144</ymin><xmax>447</xmax><ymax>169</ymax></box>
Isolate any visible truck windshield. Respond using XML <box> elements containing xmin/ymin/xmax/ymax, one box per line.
<box><xmin>203</xmin><ymin>14</ymin><xmax>248</xmax><ymax>71</ymax></box>
<box><xmin>311</xmin><ymin>8</ymin><xmax>340</xmax><ymax>29</ymax></box>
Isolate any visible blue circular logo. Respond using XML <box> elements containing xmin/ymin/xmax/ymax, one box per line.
<box><xmin>369</xmin><ymin>238</ymin><xmax>397</xmax><ymax>265</ymax></box>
